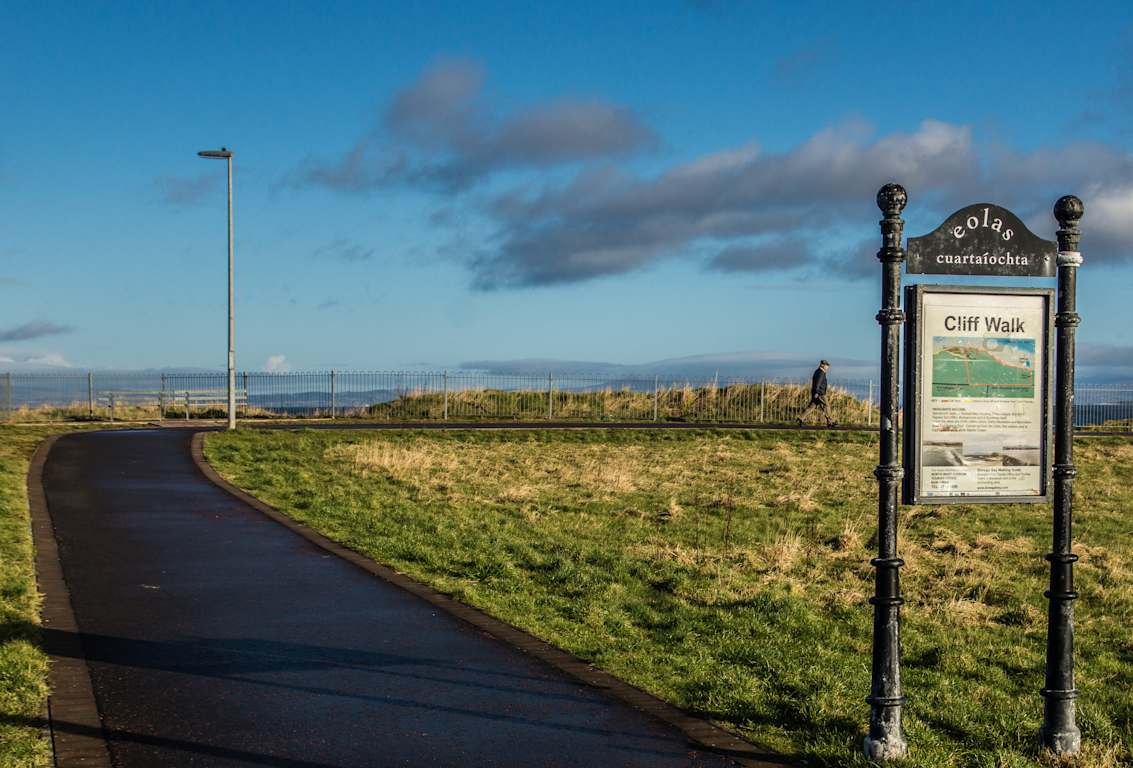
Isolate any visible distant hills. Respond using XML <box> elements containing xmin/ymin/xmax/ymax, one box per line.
<box><xmin>2</xmin><ymin>347</ymin><xmax>1130</xmax><ymax>382</ymax></box>
<box><xmin>462</xmin><ymin>345</ymin><xmax>1133</xmax><ymax>384</ymax></box>
<box><xmin>459</xmin><ymin>351</ymin><xmax>876</xmax><ymax>382</ymax></box>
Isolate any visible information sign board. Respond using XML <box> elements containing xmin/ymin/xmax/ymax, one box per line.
<box><xmin>903</xmin><ymin>285</ymin><xmax>1053</xmax><ymax>504</ymax></box>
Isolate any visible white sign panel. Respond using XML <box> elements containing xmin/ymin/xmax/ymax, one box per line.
<box><xmin>904</xmin><ymin>286</ymin><xmax>1053</xmax><ymax>504</ymax></box>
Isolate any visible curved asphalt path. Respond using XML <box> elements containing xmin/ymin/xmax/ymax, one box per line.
<box><xmin>42</xmin><ymin>428</ymin><xmax>758</xmax><ymax>768</ymax></box>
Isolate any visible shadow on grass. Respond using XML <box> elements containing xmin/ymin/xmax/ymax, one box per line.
<box><xmin>680</xmin><ymin>673</ymin><xmax>859</xmax><ymax>765</ymax></box>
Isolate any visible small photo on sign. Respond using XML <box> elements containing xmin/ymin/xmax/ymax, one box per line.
<box><xmin>931</xmin><ymin>336</ymin><xmax>1036</xmax><ymax>399</ymax></box>
<box><xmin>922</xmin><ymin>434</ymin><xmax>1042</xmax><ymax>468</ymax></box>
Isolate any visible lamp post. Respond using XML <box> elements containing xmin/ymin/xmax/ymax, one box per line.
<box><xmin>197</xmin><ymin>147</ymin><xmax>236</xmax><ymax>431</ymax></box>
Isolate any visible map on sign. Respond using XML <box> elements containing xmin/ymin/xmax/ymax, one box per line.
<box><xmin>931</xmin><ymin>336</ymin><xmax>1035</xmax><ymax>399</ymax></box>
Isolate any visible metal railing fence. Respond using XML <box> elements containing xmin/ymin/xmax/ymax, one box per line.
<box><xmin>0</xmin><ymin>370</ymin><xmax>1129</xmax><ymax>431</ymax></box>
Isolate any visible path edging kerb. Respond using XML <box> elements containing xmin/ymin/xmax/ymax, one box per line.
<box><xmin>28</xmin><ymin>434</ymin><xmax>114</xmax><ymax>768</ymax></box>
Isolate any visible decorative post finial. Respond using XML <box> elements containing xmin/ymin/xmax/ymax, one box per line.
<box><xmin>1054</xmin><ymin>196</ymin><xmax>1084</xmax><ymax>257</ymax></box>
<box><xmin>877</xmin><ymin>183</ymin><xmax>908</xmax><ymax>216</ymax></box>
<box><xmin>1054</xmin><ymin>195</ymin><xmax>1084</xmax><ymax>228</ymax></box>
<box><xmin>876</xmin><ymin>184</ymin><xmax>908</xmax><ymax>262</ymax></box>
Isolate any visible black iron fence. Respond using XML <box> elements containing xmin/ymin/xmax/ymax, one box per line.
<box><xmin>0</xmin><ymin>370</ymin><xmax>1128</xmax><ymax>430</ymax></box>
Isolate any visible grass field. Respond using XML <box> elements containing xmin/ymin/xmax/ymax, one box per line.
<box><xmin>204</xmin><ymin>428</ymin><xmax>1132</xmax><ymax>767</ymax></box>
<box><xmin>0</xmin><ymin>425</ymin><xmax>101</xmax><ymax>768</ymax></box>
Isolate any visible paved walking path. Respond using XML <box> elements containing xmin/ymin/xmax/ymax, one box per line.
<box><xmin>41</xmin><ymin>429</ymin><xmax>756</xmax><ymax>767</ymax></box>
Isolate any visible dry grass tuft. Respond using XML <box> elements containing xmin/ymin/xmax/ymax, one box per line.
<box><xmin>331</xmin><ymin>439</ymin><xmax>652</xmax><ymax>501</ymax></box>
<box><xmin>831</xmin><ymin>517</ymin><xmax>863</xmax><ymax>552</ymax></box>
<box><xmin>576</xmin><ymin>456</ymin><xmax>637</xmax><ymax>494</ymax></box>
<box><xmin>660</xmin><ymin>497</ymin><xmax>683</xmax><ymax>523</ymax></box>
<box><xmin>1038</xmin><ymin>743</ymin><xmax>1124</xmax><ymax>768</ymax></box>
<box><xmin>765</xmin><ymin>531</ymin><xmax>805</xmax><ymax>571</ymax></box>
<box><xmin>940</xmin><ymin>597</ymin><xmax>996</xmax><ymax>626</ymax></box>
<box><xmin>328</xmin><ymin>441</ymin><xmax>459</xmax><ymax>479</ymax></box>
<box><xmin>775</xmin><ymin>489</ymin><xmax>819</xmax><ymax>512</ymax></box>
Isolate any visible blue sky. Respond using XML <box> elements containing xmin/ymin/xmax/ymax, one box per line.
<box><xmin>2</xmin><ymin>1</ymin><xmax>1131</xmax><ymax>379</ymax></box>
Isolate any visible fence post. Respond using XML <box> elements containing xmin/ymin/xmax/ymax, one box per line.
<box><xmin>547</xmin><ymin>372</ymin><xmax>553</xmax><ymax>420</ymax></box>
<box><xmin>867</xmin><ymin>380</ymin><xmax>874</xmax><ymax>427</ymax></box>
<box><xmin>88</xmin><ymin>371</ymin><xmax>94</xmax><ymax>418</ymax></box>
<box><xmin>330</xmin><ymin>370</ymin><xmax>336</xmax><ymax>419</ymax></box>
<box><xmin>759</xmin><ymin>380</ymin><xmax>766</xmax><ymax>423</ymax></box>
<box><xmin>443</xmin><ymin>370</ymin><xmax>449</xmax><ymax>421</ymax></box>
<box><xmin>185</xmin><ymin>391</ymin><xmax>191</xmax><ymax>421</ymax></box>
<box><xmin>159</xmin><ymin>373</ymin><xmax>166</xmax><ymax>421</ymax></box>
<box><xmin>654</xmin><ymin>376</ymin><xmax>660</xmax><ymax>422</ymax></box>
<box><xmin>243</xmin><ymin>371</ymin><xmax>248</xmax><ymax>417</ymax></box>
<box><xmin>109</xmin><ymin>393</ymin><xmax>115</xmax><ymax>422</ymax></box>
<box><xmin>4</xmin><ymin>372</ymin><xmax>11</xmax><ymax>422</ymax></box>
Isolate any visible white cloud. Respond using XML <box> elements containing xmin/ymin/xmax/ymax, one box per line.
<box><xmin>0</xmin><ymin>350</ymin><xmax>73</xmax><ymax>370</ymax></box>
<box><xmin>1083</xmin><ymin>183</ymin><xmax>1133</xmax><ymax>255</ymax></box>
<box><xmin>285</xmin><ymin>56</ymin><xmax>1133</xmax><ymax>289</ymax></box>
<box><xmin>24</xmin><ymin>352</ymin><xmax>71</xmax><ymax>367</ymax></box>
<box><xmin>471</xmin><ymin>119</ymin><xmax>983</xmax><ymax>288</ymax></box>
<box><xmin>265</xmin><ymin>354</ymin><xmax>289</xmax><ymax>372</ymax></box>
<box><xmin>469</xmin><ymin>119</ymin><xmax>1133</xmax><ymax>288</ymax></box>
<box><xmin>282</xmin><ymin>56</ymin><xmax>656</xmax><ymax>194</ymax></box>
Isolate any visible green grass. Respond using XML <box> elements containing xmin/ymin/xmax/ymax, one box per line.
<box><xmin>0</xmin><ymin>425</ymin><xmax>97</xmax><ymax>767</ymax></box>
<box><xmin>204</xmin><ymin>428</ymin><xmax>1133</xmax><ymax>767</ymax></box>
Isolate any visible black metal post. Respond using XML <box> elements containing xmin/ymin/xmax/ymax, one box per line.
<box><xmin>1040</xmin><ymin>195</ymin><xmax>1084</xmax><ymax>755</ymax></box>
<box><xmin>865</xmin><ymin>183</ymin><xmax>908</xmax><ymax>761</ymax></box>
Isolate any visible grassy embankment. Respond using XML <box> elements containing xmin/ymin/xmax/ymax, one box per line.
<box><xmin>6</xmin><ymin>381</ymin><xmax>876</xmax><ymax>425</ymax></box>
<box><xmin>205</xmin><ymin>428</ymin><xmax>1132</xmax><ymax>768</ymax></box>
<box><xmin>368</xmin><ymin>381</ymin><xmax>874</xmax><ymax>423</ymax></box>
<box><xmin>0</xmin><ymin>425</ymin><xmax>97</xmax><ymax>767</ymax></box>
<box><xmin>6</xmin><ymin>403</ymin><xmax>219</xmax><ymax>422</ymax></box>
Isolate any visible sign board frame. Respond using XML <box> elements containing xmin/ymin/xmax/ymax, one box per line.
<box><xmin>903</xmin><ymin>284</ymin><xmax>1054</xmax><ymax>505</ymax></box>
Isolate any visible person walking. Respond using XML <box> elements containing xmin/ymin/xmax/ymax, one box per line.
<box><xmin>798</xmin><ymin>359</ymin><xmax>836</xmax><ymax>427</ymax></box>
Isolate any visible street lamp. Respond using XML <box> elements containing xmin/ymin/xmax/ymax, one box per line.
<box><xmin>197</xmin><ymin>147</ymin><xmax>236</xmax><ymax>431</ymax></box>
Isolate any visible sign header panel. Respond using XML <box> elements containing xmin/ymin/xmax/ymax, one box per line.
<box><xmin>903</xmin><ymin>285</ymin><xmax>1053</xmax><ymax>505</ymax></box>
<box><xmin>906</xmin><ymin>203</ymin><xmax>1057</xmax><ymax>277</ymax></box>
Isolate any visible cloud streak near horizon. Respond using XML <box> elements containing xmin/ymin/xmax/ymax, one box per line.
<box><xmin>312</xmin><ymin>238</ymin><xmax>375</xmax><ymax>263</ymax></box>
<box><xmin>0</xmin><ymin>321</ymin><xmax>73</xmax><ymax>342</ymax></box>
<box><xmin>155</xmin><ymin>172</ymin><xmax>222</xmax><ymax>206</ymax></box>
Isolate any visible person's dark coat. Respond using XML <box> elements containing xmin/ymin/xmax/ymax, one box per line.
<box><xmin>811</xmin><ymin>367</ymin><xmax>828</xmax><ymax>398</ymax></box>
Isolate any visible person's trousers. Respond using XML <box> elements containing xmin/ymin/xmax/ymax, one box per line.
<box><xmin>800</xmin><ymin>394</ymin><xmax>833</xmax><ymax>424</ymax></box>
